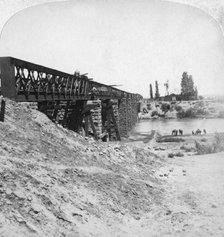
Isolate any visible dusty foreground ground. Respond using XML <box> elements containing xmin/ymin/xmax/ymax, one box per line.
<box><xmin>0</xmin><ymin>99</ymin><xmax>224</xmax><ymax>236</ymax></box>
<box><xmin>151</xmin><ymin>152</ymin><xmax>224</xmax><ymax>237</ymax></box>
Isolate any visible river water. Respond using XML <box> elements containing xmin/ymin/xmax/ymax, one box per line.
<box><xmin>132</xmin><ymin>118</ymin><xmax>224</xmax><ymax>135</ymax></box>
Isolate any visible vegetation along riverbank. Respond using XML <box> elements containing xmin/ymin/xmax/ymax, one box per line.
<box><xmin>139</xmin><ymin>99</ymin><xmax>224</xmax><ymax>120</ymax></box>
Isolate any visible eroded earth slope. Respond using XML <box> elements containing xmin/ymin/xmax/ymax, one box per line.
<box><xmin>0</xmin><ymin>99</ymin><xmax>224</xmax><ymax>237</ymax></box>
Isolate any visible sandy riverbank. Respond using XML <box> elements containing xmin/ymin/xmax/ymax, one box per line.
<box><xmin>0</xmin><ymin>99</ymin><xmax>224</xmax><ymax>236</ymax></box>
<box><xmin>125</xmin><ymin>129</ymin><xmax>223</xmax><ymax>157</ymax></box>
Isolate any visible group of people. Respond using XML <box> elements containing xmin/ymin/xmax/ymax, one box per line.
<box><xmin>192</xmin><ymin>129</ymin><xmax>207</xmax><ymax>135</ymax></box>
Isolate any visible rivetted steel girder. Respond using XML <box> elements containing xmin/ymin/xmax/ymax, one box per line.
<box><xmin>0</xmin><ymin>57</ymin><xmax>142</xmax><ymax>102</ymax></box>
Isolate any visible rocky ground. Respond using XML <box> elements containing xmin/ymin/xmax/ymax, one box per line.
<box><xmin>0</xmin><ymin>98</ymin><xmax>224</xmax><ymax>236</ymax></box>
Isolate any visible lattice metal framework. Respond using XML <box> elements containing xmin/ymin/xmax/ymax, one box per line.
<box><xmin>0</xmin><ymin>57</ymin><xmax>142</xmax><ymax>102</ymax></box>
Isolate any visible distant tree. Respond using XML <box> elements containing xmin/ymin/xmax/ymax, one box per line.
<box><xmin>188</xmin><ymin>75</ymin><xmax>194</xmax><ymax>92</ymax></box>
<box><xmin>181</xmin><ymin>72</ymin><xmax>193</xmax><ymax>94</ymax></box>
<box><xmin>150</xmin><ymin>84</ymin><xmax>153</xmax><ymax>99</ymax></box>
<box><xmin>155</xmin><ymin>81</ymin><xmax>160</xmax><ymax>99</ymax></box>
<box><xmin>180</xmin><ymin>72</ymin><xmax>197</xmax><ymax>100</ymax></box>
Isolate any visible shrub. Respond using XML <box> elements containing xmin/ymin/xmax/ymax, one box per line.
<box><xmin>195</xmin><ymin>133</ymin><xmax>224</xmax><ymax>154</ymax></box>
<box><xmin>195</xmin><ymin>141</ymin><xmax>214</xmax><ymax>155</ymax></box>
<box><xmin>161</xmin><ymin>103</ymin><xmax>171</xmax><ymax>113</ymax></box>
<box><xmin>146</xmin><ymin>104</ymin><xmax>151</xmax><ymax>110</ymax></box>
<box><xmin>196</xmin><ymin>108</ymin><xmax>208</xmax><ymax>116</ymax></box>
<box><xmin>175</xmin><ymin>152</ymin><xmax>184</xmax><ymax>157</ymax></box>
<box><xmin>168</xmin><ymin>153</ymin><xmax>174</xmax><ymax>158</ymax></box>
<box><xmin>168</xmin><ymin>152</ymin><xmax>184</xmax><ymax>158</ymax></box>
<box><xmin>175</xmin><ymin>105</ymin><xmax>183</xmax><ymax>112</ymax></box>
<box><xmin>185</xmin><ymin>108</ymin><xmax>196</xmax><ymax>117</ymax></box>
<box><xmin>177</xmin><ymin>108</ymin><xmax>196</xmax><ymax>118</ymax></box>
<box><xmin>157</xmin><ymin>136</ymin><xmax>185</xmax><ymax>143</ymax></box>
<box><xmin>209</xmin><ymin>107</ymin><xmax>215</xmax><ymax>113</ymax></box>
<box><xmin>214</xmin><ymin>133</ymin><xmax>224</xmax><ymax>152</ymax></box>
<box><xmin>180</xmin><ymin>145</ymin><xmax>193</xmax><ymax>152</ymax></box>
<box><xmin>218</xmin><ymin>111</ymin><xmax>224</xmax><ymax>118</ymax></box>
<box><xmin>151</xmin><ymin>110</ymin><xmax>158</xmax><ymax>117</ymax></box>
<box><xmin>180</xmin><ymin>145</ymin><xmax>185</xmax><ymax>150</ymax></box>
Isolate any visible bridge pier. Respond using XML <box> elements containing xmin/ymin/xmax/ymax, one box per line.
<box><xmin>0</xmin><ymin>57</ymin><xmax>142</xmax><ymax>141</ymax></box>
<box><xmin>67</xmin><ymin>100</ymin><xmax>86</xmax><ymax>132</ymax></box>
<box><xmin>118</xmin><ymin>98</ymin><xmax>139</xmax><ymax>137</ymax></box>
<box><xmin>101</xmin><ymin>99</ymin><xmax>120</xmax><ymax>141</ymax></box>
<box><xmin>118</xmin><ymin>98</ymin><xmax>128</xmax><ymax>137</ymax></box>
<box><xmin>88</xmin><ymin>100</ymin><xmax>102</xmax><ymax>138</ymax></box>
<box><xmin>36</xmin><ymin>98</ymin><xmax>139</xmax><ymax>141</ymax></box>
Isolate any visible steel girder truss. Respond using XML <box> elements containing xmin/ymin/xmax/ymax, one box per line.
<box><xmin>0</xmin><ymin>57</ymin><xmax>142</xmax><ymax>102</ymax></box>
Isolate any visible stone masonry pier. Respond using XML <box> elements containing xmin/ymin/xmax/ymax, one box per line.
<box><xmin>0</xmin><ymin>57</ymin><xmax>142</xmax><ymax>140</ymax></box>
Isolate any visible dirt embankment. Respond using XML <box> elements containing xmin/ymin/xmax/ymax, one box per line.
<box><xmin>0</xmin><ymin>99</ymin><xmax>165</xmax><ymax>237</ymax></box>
<box><xmin>1</xmin><ymin>99</ymin><xmax>224</xmax><ymax>237</ymax></box>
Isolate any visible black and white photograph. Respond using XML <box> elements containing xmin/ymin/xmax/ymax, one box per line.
<box><xmin>0</xmin><ymin>0</ymin><xmax>224</xmax><ymax>236</ymax></box>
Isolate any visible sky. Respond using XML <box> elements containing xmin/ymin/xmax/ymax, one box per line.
<box><xmin>0</xmin><ymin>0</ymin><xmax>224</xmax><ymax>97</ymax></box>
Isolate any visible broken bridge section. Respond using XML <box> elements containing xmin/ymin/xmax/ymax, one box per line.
<box><xmin>0</xmin><ymin>57</ymin><xmax>142</xmax><ymax>140</ymax></box>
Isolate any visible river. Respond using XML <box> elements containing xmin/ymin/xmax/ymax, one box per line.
<box><xmin>131</xmin><ymin>118</ymin><xmax>224</xmax><ymax>135</ymax></box>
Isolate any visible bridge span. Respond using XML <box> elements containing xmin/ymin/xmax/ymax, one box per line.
<box><xmin>0</xmin><ymin>57</ymin><xmax>142</xmax><ymax>140</ymax></box>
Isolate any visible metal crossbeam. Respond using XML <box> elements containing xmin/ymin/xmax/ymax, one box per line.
<box><xmin>0</xmin><ymin>57</ymin><xmax>142</xmax><ymax>102</ymax></box>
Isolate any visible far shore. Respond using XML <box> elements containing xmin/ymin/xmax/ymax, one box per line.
<box><xmin>138</xmin><ymin>115</ymin><xmax>224</xmax><ymax>120</ymax></box>
<box><xmin>139</xmin><ymin>99</ymin><xmax>224</xmax><ymax>120</ymax></box>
